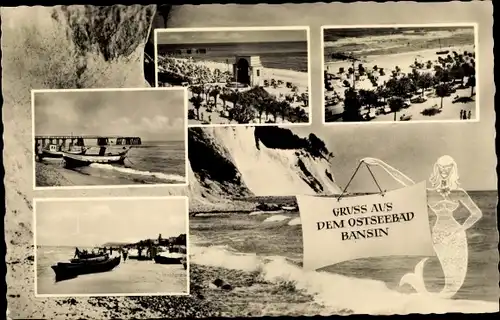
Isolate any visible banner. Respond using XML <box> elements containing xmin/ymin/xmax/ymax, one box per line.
<box><xmin>297</xmin><ymin>181</ymin><xmax>435</xmax><ymax>270</ymax></box>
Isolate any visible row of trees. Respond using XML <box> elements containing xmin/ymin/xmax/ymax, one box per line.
<box><xmin>189</xmin><ymin>84</ymin><xmax>309</xmax><ymax>124</ymax></box>
<box><xmin>336</xmin><ymin>49</ymin><xmax>476</xmax><ymax>121</ymax></box>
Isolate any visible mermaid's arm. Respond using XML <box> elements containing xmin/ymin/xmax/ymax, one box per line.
<box><xmin>362</xmin><ymin>158</ymin><xmax>416</xmax><ymax>187</ymax></box>
<box><xmin>457</xmin><ymin>189</ymin><xmax>483</xmax><ymax>230</ymax></box>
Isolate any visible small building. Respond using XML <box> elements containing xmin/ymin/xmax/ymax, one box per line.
<box><xmin>233</xmin><ymin>55</ymin><xmax>263</xmax><ymax>87</ymax></box>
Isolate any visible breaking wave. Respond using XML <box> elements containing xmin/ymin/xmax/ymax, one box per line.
<box><xmin>190</xmin><ymin>243</ymin><xmax>498</xmax><ymax>315</ymax></box>
<box><xmin>89</xmin><ymin>163</ymin><xmax>186</xmax><ymax>182</ymax></box>
<box><xmin>263</xmin><ymin>215</ymin><xmax>293</xmax><ymax>223</ymax></box>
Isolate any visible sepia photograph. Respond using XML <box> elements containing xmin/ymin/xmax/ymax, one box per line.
<box><xmin>323</xmin><ymin>24</ymin><xmax>478</xmax><ymax>123</ymax></box>
<box><xmin>155</xmin><ymin>27</ymin><xmax>311</xmax><ymax>126</ymax></box>
<box><xmin>2</xmin><ymin>2</ymin><xmax>495</xmax><ymax>319</ymax></box>
<box><xmin>32</xmin><ymin>88</ymin><xmax>188</xmax><ymax>189</ymax></box>
<box><xmin>34</xmin><ymin>197</ymin><xmax>189</xmax><ymax>297</ymax></box>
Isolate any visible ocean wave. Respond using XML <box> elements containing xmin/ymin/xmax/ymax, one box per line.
<box><xmin>263</xmin><ymin>215</ymin><xmax>292</xmax><ymax>222</ymax></box>
<box><xmin>189</xmin><ymin>244</ymin><xmax>498</xmax><ymax>315</ymax></box>
<box><xmin>89</xmin><ymin>163</ymin><xmax>186</xmax><ymax>182</ymax></box>
<box><xmin>287</xmin><ymin>217</ymin><xmax>301</xmax><ymax>226</ymax></box>
<box><xmin>249</xmin><ymin>210</ymin><xmax>284</xmax><ymax>216</ymax></box>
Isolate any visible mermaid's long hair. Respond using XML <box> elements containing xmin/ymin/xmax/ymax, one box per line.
<box><xmin>429</xmin><ymin>155</ymin><xmax>460</xmax><ymax>190</ymax></box>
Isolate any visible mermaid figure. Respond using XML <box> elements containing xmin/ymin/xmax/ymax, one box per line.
<box><xmin>361</xmin><ymin>155</ymin><xmax>482</xmax><ymax>298</ymax></box>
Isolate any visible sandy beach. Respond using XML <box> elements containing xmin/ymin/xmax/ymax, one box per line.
<box><xmin>324</xmin><ymin>42</ymin><xmax>476</xmax><ymax>122</ymax></box>
<box><xmin>158</xmin><ymin>57</ymin><xmax>310</xmax><ymax>125</ymax></box>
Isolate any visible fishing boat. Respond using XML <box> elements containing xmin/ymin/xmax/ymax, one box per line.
<box><xmin>154</xmin><ymin>252</ymin><xmax>185</xmax><ymax>265</ymax></box>
<box><xmin>128</xmin><ymin>255</ymin><xmax>152</xmax><ymax>261</ymax></box>
<box><xmin>436</xmin><ymin>39</ymin><xmax>450</xmax><ymax>55</ymax></box>
<box><xmin>51</xmin><ymin>254</ymin><xmax>121</xmax><ymax>281</ymax></box>
<box><xmin>39</xmin><ymin>144</ymin><xmax>64</xmax><ymax>159</ymax></box>
<box><xmin>282</xmin><ymin>205</ymin><xmax>298</xmax><ymax>211</ymax></box>
<box><xmin>62</xmin><ymin>147</ymin><xmax>130</xmax><ymax>168</ymax></box>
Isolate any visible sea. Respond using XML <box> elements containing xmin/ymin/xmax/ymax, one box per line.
<box><xmin>36</xmin><ymin>246</ymin><xmax>188</xmax><ymax>295</ymax></box>
<box><xmin>190</xmin><ymin>190</ymin><xmax>499</xmax><ymax>314</ymax></box>
<box><xmin>158</xmin><ymin>41</ymin><xmax>308</xmax><ymax>72</ymax></box>
<box><xmin>324</xmin><ymin>30</ymin><xmax>475</xmax><ymax>63</ymax></box>
<box><xmin>43</xmin><ymin>140</ymin><xmax>186</xmax><ymax>186</ymax></box>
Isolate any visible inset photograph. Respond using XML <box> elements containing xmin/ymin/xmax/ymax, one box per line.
<box><xmin>34</xmin><ymin>196</ymin><xmax>189</xmax><ymax>297</ymax></box>
<box><xmin>155</xmin><ymin>27</ymin><xmax>311</xmax><ymax>126</ymax></box>
<box><xmin>33</xmin><ymin>88</ymin><xmax>188</xmax><ymax>189</ymax></box>
<box><xmin>323</xmin><ymin>24</ymin><xmax>477</xmax><ymax>123</ymax></box>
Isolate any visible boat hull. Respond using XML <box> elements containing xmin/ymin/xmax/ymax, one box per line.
<box><xmin>128</xmin><ymin>255</ymin><xmax>152</xmax><ymax>261</ymax></box>
<box><xmin>40</xmin><ymin>149</ymin><xmax>63</xmax><ymax>159</ymax></box>
<box><xmin>62</xmin><ymin>151</ymin><xmax>128</xmax><ymax>168</ymax></box>
<box><xmin>51</xmin><ymin>256</ymin><xmax>121</xmax><ymax>281</ymax></box>
<box><xmin>154</xmin><ymin>255</ymin><xmax>183</xmax><ymax>265</ymax></box>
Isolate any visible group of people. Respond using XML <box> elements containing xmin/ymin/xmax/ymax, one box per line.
<box><xmin>159</xmin><ymin>56</ymin><xmax>230</xmax><ymax>84</ymax></box>
<box><xmin>73</xmin><ymin>247</ymin><xmax>117</xmax><ymax>259</ymax></box>
<box><xmin>460</xmin><ymin>109</ymin><xmax>472</xmax><ymax>120</ymax></box>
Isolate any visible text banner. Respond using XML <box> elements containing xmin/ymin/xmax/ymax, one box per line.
<box><xmin>297</xmin><ymin>181</ymin><xmax>435</xmax><ymax>270</ymax></box>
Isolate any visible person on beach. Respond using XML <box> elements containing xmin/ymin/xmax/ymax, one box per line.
<box><xmin>361</xmin><ymin>156</ymin><xmax>482</xmax><ymax>299</ymax></box>
<box><xmin>460</xmin><ymin>109</ymin><xmax>464</xmax><ymax>119</ymax></box>
<box><xmin>468</xmin><ymin>110</ymin><xmax>471</xmax><ymax>120</ymax></box>
<box><xmin>122</xmin><ymin>248</ymin><xmax>128</xmax><ymax>262</ymax></box>
<box><xmin>74</xmin><ymin>247</ymin><xmax>81</xmax><ymax>258</ymax></box>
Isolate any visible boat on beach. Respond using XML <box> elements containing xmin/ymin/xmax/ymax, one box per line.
<box><xmin>51</xmin><ymin>254</ymin><xmax>121</xmax><ymax>281</ymax></box>
<box><xmin>154</xmin><ymin>252</ymin><xmax>185</xmax><ymax>265</ymax></box>
<box><xmin>62</xmin><ymin>148</ymin><xmax>130</xmax><ymax>168</ymax></box>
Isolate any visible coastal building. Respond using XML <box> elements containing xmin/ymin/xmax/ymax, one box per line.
<box><xmin>233</xmin><ymin>55</ymin><xmax>263</xmax><ymax>87</ymax></box>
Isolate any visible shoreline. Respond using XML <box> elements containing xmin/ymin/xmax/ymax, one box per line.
<box><xmin>161</xmin><ymin>57</ymin><xmax>309</xmax><ymax>91</ymax></box>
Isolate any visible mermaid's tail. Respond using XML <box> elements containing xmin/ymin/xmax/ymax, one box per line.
<box><xmin>399</xmin><ymin>257</ymin><xmax>430</xmax><ymax>295</ymax></box>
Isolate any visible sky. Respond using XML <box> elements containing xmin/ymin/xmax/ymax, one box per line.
<box><xmin>35</xmin><ymin>198</ymin><xmax>187</xmax><ymax>247</ymax></box>
<box><xmin>157</xmin><ymin>29</ymin><xmax>307</xmax><ymax>45</ymax></box>
<box><xmin>34</xmin><ymin>90</ymin><xmax>186</xmax><ymax>141</ymax></box>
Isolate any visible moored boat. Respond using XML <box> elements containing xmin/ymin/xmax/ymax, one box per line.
<box><xmin>51</xmin><ymin>255</ymin><xmax>121</xmax><ymax>281</ymax></box>
<box><xmin>62</xmin><ymin>148</ymin><xmax>130</xmax><ymax>168</ymax></box>
<box><xmin>154</xmin><ymin>252</ymin><xmax>185</xmax><ymax>265</ymax></box>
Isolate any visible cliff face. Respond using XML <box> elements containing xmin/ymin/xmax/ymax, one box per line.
<box><xmin>190</xmin><ymin>126</ymin><xmax>341</xmax><ymax>197</ymax></box>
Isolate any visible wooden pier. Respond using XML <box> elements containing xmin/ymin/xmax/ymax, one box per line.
<box><xmin>35</xmin><ymin>135</ymin><xmax>142</xmax><ymax>149</ymax></box>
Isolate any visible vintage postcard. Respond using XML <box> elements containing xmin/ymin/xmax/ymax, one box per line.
<box><xmin>34</xmin><ymin>196</ymin><xmax>189</xmax><ymax>297</ymax></box>
<box><xmin>155</xmin><ymin>27</ymin><xmax>311</xmax><ymax>127</ymax></box>
<box><xmin>32</xmin><ymin>88</ymin><xmax>188</xmax><ymax>189</ymax></box>
<box><xmin>2</xmin><ymin>2</ymin><xmax>497</xmax><ymax>319</ymax></box>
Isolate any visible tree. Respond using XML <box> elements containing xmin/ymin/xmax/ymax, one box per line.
<box><xmin>254</xmin><ymin>97</ymin><xmax>271</xmax><ymax>123</ymax></box>
<box><xmin>219</xmin><ymin>93</ymin><xmax>229</xmax><ymax>109</ymax></box>
<box><xmin>209</xmin><ymin>87</ymin><xmax>220</xmax><ymax>107</ymax></box>
<box><xmin>435</xmin><ymin>83</ymin><xmax>451</xmax><ymax>109</ymax></box>
<box><xmin>189</xmin><ymin>95</ymin><xmax>204</xmax><ymax>120</ymax></box>
<box><xmin>467</xmin><ymin>75</ymin><xmax>476</xmax><ymax>97</ymax></box>
<box><xmin>417</xmin><ymin>73</ymin><xmax>434</xmax><ymax>97</ymax></box>
<box><xmin>388</xmin><ymin>97</ymin><xmax>404</xmax><ymax>121</ymax></box>
<box><xmin>277</xmin><ymin>100</ymin><xmax>291</xmax><ymax>122</ymax></box>
<box><xmin>343</xmin><ymin>88</ymin><xmax>362</xmax><ymax>121</ymax></box>
<box><xmin>300</xmin><ymin>92</ymin><xmax>309</xmax><ymax>107</ymax></box>
<box><xmin>229</xmin><ymin>96</ymin><xmax>256</xmax><ymax>124</ymax></box>
<box><xmin>190</xmin><ymin>85</ymin><xmax>203</xmax><ymax>98</ymax></box>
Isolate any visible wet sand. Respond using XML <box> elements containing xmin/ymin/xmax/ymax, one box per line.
<box><xmin>35</xmin><ymin>161</ymin><xmax>120</xmax><ymax>187</ymax></box>
<box><xmin>37</xmin><ymin>256</ymin><xmax>188</xmax><ymax>296</ymax></box>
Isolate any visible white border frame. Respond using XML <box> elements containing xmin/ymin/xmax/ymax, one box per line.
<box><xmin>33</xmin><ymin>196</ymin><xmax>190</xmax><ymax>298</ymax></box>
<box><xmin>31</xmin><ymin>87</ymin><xmax>190</xmax><ymax>191</ymax></box>
<box><xmin>321</xmin><ymin>23</ymin><xmax>480</xmax><ymax>125</ymax></box>
<box><xmin>154</xmin><ymin>26</ymin><xmax>312</xmax><ymax>128</ymax></box>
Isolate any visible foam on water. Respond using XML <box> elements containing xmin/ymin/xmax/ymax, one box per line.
<box><xmin>263</xmin><ymin>215</ymin><xmax>292</xmax><ymax>223</ymax></box>
<box><xmin>189</xmin><ymin>243</ymin><xmax>498</xmax><ymax>314</ymax></box>
<box><xmin>89</xmin><ymin>163</ymin><xmax>186</xmax><ymax>182</ymax></box>
<box><xmin>249</xmin><ymin>210</ymin><xmax>284</xmax><ymax>216</ymax></box>
<box><xmin>287</xmin><ymin>217</ymin><xmax>302</xmax><ymax>226</ymax></box>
